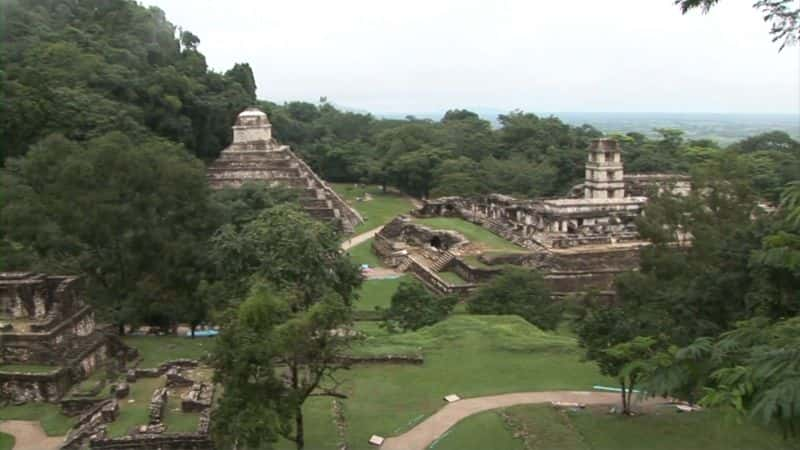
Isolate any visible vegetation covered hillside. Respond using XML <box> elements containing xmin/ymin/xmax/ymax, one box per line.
<box><xmin>1</xmin><ymin>0</ymin><xmax>256</xmax><ymax>160</ymax></box>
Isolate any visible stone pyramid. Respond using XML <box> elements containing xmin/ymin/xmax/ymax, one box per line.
<box><xmin>207</xmin><ymin>107</ymin><xmax>362</xmax><ymax>232</ymax></box>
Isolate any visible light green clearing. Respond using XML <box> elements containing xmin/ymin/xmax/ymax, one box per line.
<box><xmin>411</xmin><ymin>217</ymin><xmax>522</xmax><ymax>252</ymax></box>
<box><xmin>332</xmin><ymin>183</ymin><xmax>415</xmax><ymax>234</ymax></box>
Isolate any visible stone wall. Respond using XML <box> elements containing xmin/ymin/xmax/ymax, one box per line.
<box><xmin>89</xmin><ymin>434</ymin><xmax>214</xmax><ymax>450</ymax></box>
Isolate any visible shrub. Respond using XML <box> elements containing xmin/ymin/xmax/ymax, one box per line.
<box><xmin>383</xmin><ymin>280</ymin><xmax>458</xmax><ymax>331</ymax></box>
<box><xmin>467</xmin><ymin>268</ymin><xmax>562</xmax><ymax>330</ymax></box>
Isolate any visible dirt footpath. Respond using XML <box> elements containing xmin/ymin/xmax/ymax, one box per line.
<box><xmin>0</xmin><ymin>420</ymin><xmax>63</xmax><ymax>450</ymax></box>
<box><xmin>381</xmin><ymin>390</ymin><xmax>651</xmax><ymax>450</ymax></box>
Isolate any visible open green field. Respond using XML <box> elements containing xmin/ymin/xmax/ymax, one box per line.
<box><xmin>433</xmin><ymin>404</ymin><xmax>799</xmax><ymax>450</ymax></box>
<box><xmin>292</xmin><ymin>315</ymin><xmax>607</xmax><ymax>450</ymax></box>
<box><xmin>122</xmin><ymin>335</ymin><xmax>213</xmax><ymax>368</ymax></box>
<box><xmin>0</xmin><ymin>402</ymin><xmax>75</xmax><ymax>436</ymax></box>
<box><xmin>356</xmin><ymin>276</ymin><xmax>407</xmax><ymax>312</ymax></box>
<box><xmin>411</xmin><ymin>217</ymin><xmax>522</xmax><ymax>252</ymax></box>
<box><xmin>346</xmin><ymin>238</ymin><xmax>385</xmax><ymax>269</ymax></box>
<box><xmin>332</xmin><ymin>184</ymin><xmax>415</xmax><ymax>234</ymax></box>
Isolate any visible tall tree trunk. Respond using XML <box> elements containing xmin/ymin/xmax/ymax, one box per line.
<box><xmin>295</xmin><ymin>406</ymin><xmax>305</xmax><ymax>450</ymax></box>
<box><xmin>620</xmin><ymin>379</ymin><xmax>629</xmax><ymax>415</ymax></box>
<box><xmin>117</xmin><ymin>322</ymin><xmax>125</xmax><ymax>336</ymax></box>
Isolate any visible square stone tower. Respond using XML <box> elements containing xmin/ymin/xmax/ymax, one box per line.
<box><xmin>232</xmin><ymin>107</ymin><xmax>273</xmax><ymax>144</ymax></box>
<box><xmin>584</xmin><ymin>138</ymin><xmax>625</xmax><ymax>200</ymax></box>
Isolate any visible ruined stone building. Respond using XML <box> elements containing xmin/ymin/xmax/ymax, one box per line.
<box><xmin>0</xmin><ymin>272</ymin><xmax>113</xmax><ymax>402</ymax></box>
<box><xmin>419</xmin><ymin>139</ymin><xmax>689</xmax><ymax>250</ymax></box>
<box><xmin>375</xmin><ymin>138</ymin><xmax>690</xmax><ymax>297</ymax></box>
<box><xmin>207</xmin><ymin>107</ymin><xmax>363</xmax><ymax>232</ymax></box>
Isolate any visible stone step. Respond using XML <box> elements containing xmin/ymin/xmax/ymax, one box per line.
<box><xmin>210</xmin><ymin>159</ymin><xmax>296</xmax><ymax>169</ymax></box>
<box><xmin>299</xmin><ymin>198</ymin><xmax>331</xmax><ymax>209</ymax></box>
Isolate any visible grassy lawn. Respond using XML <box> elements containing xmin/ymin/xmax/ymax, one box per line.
<box><xmin>106</xmin><ymin>376</ymin><xmax>164</xmax><ymax>437</ymax></box>
<box><xmin>331</xmin><ymin>183</ymin><xmax>415</xmax><ymax>234</ymax></box>
<box><xmin>411</xmin><ymin>218</ymin><xmax>522</xmax><ymax>252</ymax></box>
<box><xmin>122</xmin><ymin>336</ymin><xmax>213</xmax><ymax>369</ymax></box>
<box><xmin>291</xmin><ymin>314</ymin><xmax>607</xmax><ymax>450</ymax></box>
<box><xmin>0</xmin><ymin>364</ymin><xmax>60</xmax><ymax>374</ymax></box>
<box><xmin>0</xmin><ymin>403</ymin><xmax>75</xmax><ymax>436</ymax></box>
<box><xmin>346</xmin><ymin>238</ymin><xmax>384</xmax><ymax>269</ymax></box>
<box><xmin>429</xmin><ymin>410</ymin><xmax>522</xmax><ymax>450</ymax></box>
<box><xmin>162</xmin><ymin>392</ymin><xmax>200</xmax><ymax>433</ymax></box>
<box><xmin>355</xmin><ymin>276</ymin><xmax>407</xmax><ymax>312</ymax></box>
<box><xmin>433</xmin><ymin>404</ymin><xmax>799</xmax><ymax>450</ymax></box>
<box><xmin>0</xmin><ymin>432</ymin><xmax>13</xmax><ymax>450</ymax></box>
<box><xmin>438</xmin><ymin>271</ymin><xmax>469</xmax><ymax>286</ymax></box>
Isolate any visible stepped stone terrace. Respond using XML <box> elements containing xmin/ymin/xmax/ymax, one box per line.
<box><xmin>0</xmin><ymin>272</ymin><xmax>111</xmax><ymax>402</ymax></box>
<box><xmin>208</xmin><ymin>107</ymin><xmax>363</xmax><ymax>232</ymax></box>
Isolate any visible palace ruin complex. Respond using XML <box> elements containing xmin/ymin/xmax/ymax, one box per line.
<box><xmin>374</xmin><ymin>138</ymin><xmax>690</xmax><ymax>297</ymax></box>
<box><xmin>207</xmin><ymin>107</ymin><xmax>363</xmax><ymax>232</ymax></box>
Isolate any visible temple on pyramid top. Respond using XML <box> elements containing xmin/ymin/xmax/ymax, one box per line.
<box><xmin>207</xmin><ymin>107</ymin><xmax>363</xmax><ymax>232</ymax></box>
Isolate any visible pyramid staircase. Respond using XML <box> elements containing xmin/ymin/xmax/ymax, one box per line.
<box><xmin>429</xmin><ymin>251</ymin><xmax>455</xmax><ymax>272</ymax></box>
<box><xmin>207</xmin><ymin>143</ymin><xmax>361</xmax><ymax>231</ymax></box>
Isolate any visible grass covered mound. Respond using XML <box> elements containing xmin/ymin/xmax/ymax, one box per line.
<box><xmin>295</xmin><ymin>315</ymin><xmax>605</xmax><ymax>450</ymax></box>
<box><xmin>433</xmin><ymin>404</ymin><xmax>800</xmax><ymax>450</ymax></box>
<box><xmin>332</xmin><ymin>184</ymin><xmax>415</xmax><ymax>234</ymax></box>
<box><xmin>411</xmin><ymin>217</ymin><xmax>523</xmax><ymax>252</ymax></box>
<box><xmin>0</xmin><ymin>403</ymin><xmax>75</xmax><ymax>436</ymax></box>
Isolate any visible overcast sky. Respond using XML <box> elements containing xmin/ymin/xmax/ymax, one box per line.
<box><xmin>143</xmin><ymin>0</ymin><xmax>799</xmax><ymax>115</ymax></box>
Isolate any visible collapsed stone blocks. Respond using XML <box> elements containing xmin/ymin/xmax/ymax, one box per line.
<box><xmin>181</xmin><ymin>382</ymin><xmax>214</xmax><ymax>413</ymax></box>
<box><xmin>148</xmin><ymin>387</ymin><xmax>168</xmax><ymax>424</ymax></box>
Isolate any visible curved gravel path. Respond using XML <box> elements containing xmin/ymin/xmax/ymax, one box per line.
<box><xmin>381</xmin><ymin>390</ymin><xmax>637</xmax><ymax>450</ymax></box>
<box><xmin>0</xmin><ymin>420</ymin><xmax>63</xmax><ymax>450</ymax></box>
<box><xmin>341</xmin><ymin>226</ymin><xmax>384</xmax><ymax>251</ymax></box>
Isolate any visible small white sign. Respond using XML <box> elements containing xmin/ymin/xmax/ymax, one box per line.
<box><xmin>369</xmin><ymin>435</ymin><xmax>385</xmax><ymax>446</ymax></box>
<box><xmin>444</xmin><ymin>394</ymin><xmax>461</xmax><ymax>403</ymax></box>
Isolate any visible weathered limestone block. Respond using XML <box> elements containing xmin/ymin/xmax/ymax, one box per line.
<box><xmin>101</xmin><ymin>399</ymin><xmax>119</xmax><ymax>422</ymax></box>
<box><xmin>125</xmin><ymin>369</ymin><xmax>136</xmax><ymax>383</ymax></box>
<box><xmin>181</xmin><ymin>383</ymin><xmax>213</xmax><ymax>413</ymax></box>
<box><xmin>148</xmin><ymin>387</ymin><xmax>168</xmax><ymax>424</ymax></box>
<box><xmin>113</xmin><ymin>382</ymin><xmax>129</xmax><ymax>399</ymax></box>
<box><xmin>165</xmin><ymin>368</ymin><xmax>193</xmax><ymax>388</ymax></box>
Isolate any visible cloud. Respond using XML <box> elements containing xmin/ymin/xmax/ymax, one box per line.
<box><xmin>144</xmin><ymin>0</ymin><xmax>799</xmax><ymax>114</ymax></box>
